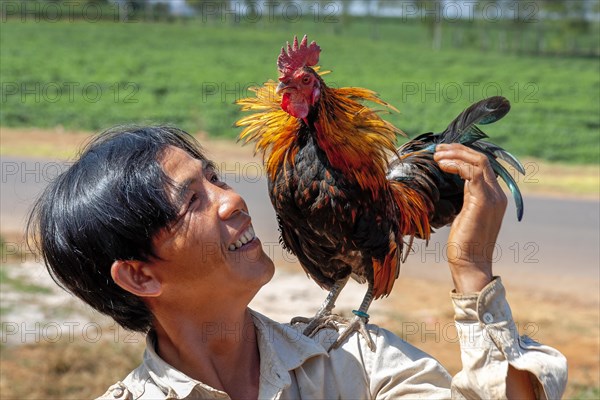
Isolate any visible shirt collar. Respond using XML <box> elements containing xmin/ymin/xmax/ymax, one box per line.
<box><xmin>250</xmin><ymin>309</ymin><xmax>328</xmax><ymax>388</ymax></box>
<box><xmin>140</xmin><ymin>309</ymin><xmax>328</xmax><ymax>399</ymax></box>
<box><xmin>143</xmin><ymin>332</ymin><xmax>228</xmax><ymax>399</ymax></box>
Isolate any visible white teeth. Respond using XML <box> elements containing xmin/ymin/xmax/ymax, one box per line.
<box><xmin>242</xmin><ymin>231</ymin><xmax>253</xmax><ymax>243</ymax></box>
<box><xmin>247</xmin><ymin>226</ymin><xmax>256</xmax><ymax>242</ymax></box>
<box><xmin>229</xmin><ymin>226</ymin><xmax>256</xmax><ymax>251</ymax></box>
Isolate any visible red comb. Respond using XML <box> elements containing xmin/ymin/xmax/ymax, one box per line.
<box><xmin>277</xmin><ymin>35</ymin><xmax>321</xmax><ymax>80</ymax></box>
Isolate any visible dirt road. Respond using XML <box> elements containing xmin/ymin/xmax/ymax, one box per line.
<box><xmin>3</xmin><ymin>155</ymin><xmax>598</xmax><ymax>299</ymax></box>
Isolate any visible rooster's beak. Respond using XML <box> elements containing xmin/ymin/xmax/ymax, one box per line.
<box><xmin>276</xmin><ymin>81</ymin><xmax>287</xmax><ymax>94</ymax></box>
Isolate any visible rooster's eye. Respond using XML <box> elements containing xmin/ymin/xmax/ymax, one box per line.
<box><xmin>302</xmin><ymin>75</ymin><xmax>311</xmax><ymax>85</ymax></box>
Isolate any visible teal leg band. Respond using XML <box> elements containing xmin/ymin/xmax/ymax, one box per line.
<box><xmin>352</xmin><ymin>310</ymin><xmax>369</xmax><ymax>319</ymax></box>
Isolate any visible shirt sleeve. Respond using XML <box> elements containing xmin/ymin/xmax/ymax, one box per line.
<box><xmin>450</xmin><ymin>277</ymin><xmax>568</xmax><ymax>399</ymax></box>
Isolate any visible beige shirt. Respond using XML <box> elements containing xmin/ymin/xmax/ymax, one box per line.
<box><xmin>99</xmin><ymin>278</ymin><xmax>567</xmax><ymax>399</ymax></box>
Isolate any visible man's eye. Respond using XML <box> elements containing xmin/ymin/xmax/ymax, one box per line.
<box><xmin>207</xmin><ymin>171</ymin><xmax>228</xmax><ymax>189</ymax></box>
<box><xmin>209</xmin><ymin>173</ymin><xmax>220</xmax><ymax>183</ymax></box>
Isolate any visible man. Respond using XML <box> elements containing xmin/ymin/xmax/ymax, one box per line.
<box><xmin>28</xmin><ymin>125</ymin><xmax>567</xmax><ymax>399</ymax></box>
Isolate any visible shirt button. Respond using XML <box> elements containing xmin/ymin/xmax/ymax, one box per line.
<box><xmin>112</xmin><ymin>387</ymin><xmax>124</xmax><ymax>398</ymax></box>
<box><xmin>482</xmin><ymin>312</ymin><xmax>494</xmax><ymax>324</ymax></box>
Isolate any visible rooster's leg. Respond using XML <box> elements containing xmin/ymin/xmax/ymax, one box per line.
<box><xmin>291</xmin><ymin>276</ymin><xmax>350</xmax><ymax>337</ymax></box>
<box><xmin>329</xmin><ymin>283</ymin><xmax>376</xmax><ymax>352</ymax></box>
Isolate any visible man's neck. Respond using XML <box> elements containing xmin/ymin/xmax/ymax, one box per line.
<box><xmin>152</xmin><ymin>307</ymin><xmax>261</xmax><ymax>399</ymax></box>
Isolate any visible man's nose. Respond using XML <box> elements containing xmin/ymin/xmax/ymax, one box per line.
<box><xmin>217</xmin><ymin>188</ymin><xmax>248</xmax><ymax>220</ymax></box>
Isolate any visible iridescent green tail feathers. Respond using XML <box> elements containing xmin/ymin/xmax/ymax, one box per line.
<box><xmin>442</xmin><ymin>96</ymin><xmax>525</xmax><ymax>221</ymax></box>
<box><xmin>389</xmin><ymin>96</ymin><xmax>525</xmax><ymax>226</ymax></box>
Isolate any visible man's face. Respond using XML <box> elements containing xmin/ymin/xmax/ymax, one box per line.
<box><xmin>148</xmin><ymin>146</ymin><xmax>274</xmax><ymax>307</ymax></box>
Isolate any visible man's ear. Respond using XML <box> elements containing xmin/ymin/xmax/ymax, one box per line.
<box><xmin>111</xmin><ymin>260</ymin><xmax>162</xmax><ymax>297</ymax></box>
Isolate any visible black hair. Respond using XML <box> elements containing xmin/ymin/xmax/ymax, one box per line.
<box><xmin>27</xmin><ymin>125</ymin><xmax>207</xmax><ymax>332</ymax></box>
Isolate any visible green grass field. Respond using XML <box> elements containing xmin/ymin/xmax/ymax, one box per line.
<box><xmin>1</xmin><ymin>18</ymin><xmax>599</xmax><ymax>163</ymax></box>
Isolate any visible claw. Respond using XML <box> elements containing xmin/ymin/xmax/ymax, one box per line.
<box><xmin>291</xmin><ymin>313</ymin><xmax>349</xmax><ymax>337</ymax></box>
<box><xmin>328</xmin><ymin>314</ymin><xmax>376</xmax><ymax>352</ymax></box>
<box><xmin>290</xmin><ymin>315</ymin><xmax>312</xmax><ymax>325</ymax></box>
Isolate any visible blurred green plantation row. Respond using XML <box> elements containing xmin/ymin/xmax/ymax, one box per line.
<box><xmin>1</xmin><ymin>19</ymin><xmax>599</xmax><ymax>163</ymax></box>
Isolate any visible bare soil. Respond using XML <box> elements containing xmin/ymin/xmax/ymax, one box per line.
<box><xmin>0</xmin><ymin>260</ymin><xmax>597</xmax><ymax>398</ymax></box>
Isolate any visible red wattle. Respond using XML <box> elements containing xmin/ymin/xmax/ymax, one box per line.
<box><xmin>281</xmin><ymin>93</ymin><xmax>291</xmax><ymax>113</ymax></box>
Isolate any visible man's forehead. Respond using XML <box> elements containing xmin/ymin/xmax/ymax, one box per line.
<box><xmin>160</xmin><ymin>145</ymin><xmax>208</xmax><ymax>179</ymax></box>
<box><xmin>160</xmin><ymin>146</ymin><xmax>211</xmax><ymax>206</ymax></box>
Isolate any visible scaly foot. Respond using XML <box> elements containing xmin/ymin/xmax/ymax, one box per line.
<box><xmin>291</xmin><ymin>313</ymin><xmax>350</xmax><ymax>337</ymax></box>
<box><xmin>328</xmin><ymin>311</ymin><xmax>376</xmax><ymax>352</ymax></box>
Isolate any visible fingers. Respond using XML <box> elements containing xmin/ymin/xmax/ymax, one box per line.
<box><xmin>433</xmin><ymin>143</ymin><xmax>497</xmax><ymax>184</ymax></box>
<box><xmin>434</xmin><ymin>143</ymin><xmax>507</xmax><ymax>211</ymax></box>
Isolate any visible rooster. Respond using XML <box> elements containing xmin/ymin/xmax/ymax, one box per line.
<box><xmin>236</xmin><ymin>35</ymin><xmax>524</xmax><ymax>351</ymax></box>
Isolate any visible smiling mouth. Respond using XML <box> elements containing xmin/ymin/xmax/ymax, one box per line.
<box><xmin>228</xmin><ymin>225</ymin><xmax>257</xmax><ymax>251</ymax></box>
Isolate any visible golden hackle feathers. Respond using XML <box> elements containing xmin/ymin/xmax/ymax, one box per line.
<box><xmin>236</xmin><ymin>69</ymin><xmax>405</xmax><ymax>199</ymax></box>
<box><xmin>313</xmin><ymin>84</ymin><xmax>404</xmax><ymax>197</ymax></box>
<box><xmin>236</xmin><ymin>81</ymin><xmax>300</xmax><ymax>181</ymax></box>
